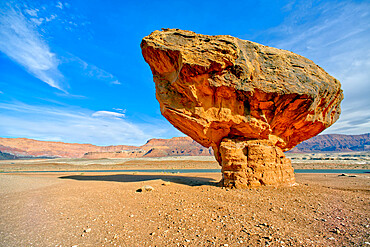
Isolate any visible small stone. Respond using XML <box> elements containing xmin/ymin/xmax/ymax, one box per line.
<box><xmin>150</xmin><ymin>232</ymin><xmax>155</xmax><ymax>235</ymax></box>
<box><xmin>162</xmin><ymin>181</ymin><xmax>171</xmax><ymax>186</ymax></box>
<box><xmin>84</xmin><ymin>228</ymin><xmax>91</xmax><ymax>233</ymax></box>
<box><xmin>185</xmin><ymin>239</ymin><xmax>190</xmax><ymax>242</ymax></box>
<box><xmin>223</xmin><ymin>244</ymin><xmax>229</xmax><ymax>247</ymax></box>
<box><xmin>328</xmin><ymin>237</ymin><xmax>335</xmax><ymax>240</ymax></box>
<box><xmin>129</xmin><ymin>214</ymin><xmax>134</xmax><ymax>217</ymax></box>
<box><xmin>339</xmin><ymin>173</ymin><xmax>348</xmax><ymax>177</ymax></box>
<box><xmin>137</xmin><ymin>185</ymin><xmax>154</xmax><ymax>192</ymax></box>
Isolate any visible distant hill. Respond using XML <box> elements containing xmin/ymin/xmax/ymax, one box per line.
<box><xmin>0</xmin><ymin>138</ymin><xmax>136</xmax><ymax>158</ymax></box>
<box><xmin>78</xmin><ymin>137</ymin><xmax>213</xmax><ymax>159</ymax></box>
<box><xmin>0</xmin><ymin>133</ymin><xmax>368</xmax><ymax>159</ymax></box>
<box><xmin>0</xmin><ymin>136</ymin><xmax>212</xmax><ymax>159</ymax></box>
<box><xmin>289</xmin><ymin>133</ymin><xmax>370</xmax><ymax>152</ymax></box>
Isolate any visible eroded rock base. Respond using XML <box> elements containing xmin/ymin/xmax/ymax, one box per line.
<box><xmin>218</xmin><ymin>138</ymin><xmax>295</xmax><ymax>188</ymax></box>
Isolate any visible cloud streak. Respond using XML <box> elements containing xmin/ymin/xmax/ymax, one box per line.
<box><xmin>0</xmin><ymin>101</ymin><xmax>176</xmax><ymax>146</ymax></box>
<box><xmin>92</xmin><ymin>110</ymin><xmax>125</xmax><ymax>119</ymax></box>
<box><xmin>256</xmin><ymin>1</ymin><xmax>370</xmax><ymax>135</ymax></box>
<box><xmin>0</xmin><ymin>2</ymin><xmax>63</xmax><ymax>90</ymax></box>
<box><xmin>0</xmin><ymin>1</ymin><xmax>120</xmax><ymax>92</ymax></box>
<box><xmin>76</xmin><ymin>57</ymin><xmax>122</xmax><ymax>85</ymax></box>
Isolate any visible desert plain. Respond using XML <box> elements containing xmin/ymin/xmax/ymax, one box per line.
<box><xmin>0</xmin><ymin>152</ymin><xmax>369</xmax><ymax>247</ymax></box>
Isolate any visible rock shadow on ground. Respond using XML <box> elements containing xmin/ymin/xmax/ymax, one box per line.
<box><xmin>59</xmin><ymin>173</ymin><xmax>218</xmax><ymax>187</ymax></box>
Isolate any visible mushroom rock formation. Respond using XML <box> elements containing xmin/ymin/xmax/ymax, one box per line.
<box><xmin>141</xmin><ymin>29</ymin><xmax>343</xmax><ymax>188</ymax></box>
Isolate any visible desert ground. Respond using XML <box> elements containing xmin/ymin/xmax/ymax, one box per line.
<box><xmin>0</xmin><ymin>151</ymin><xmax>369</xmax><ymax>172</ymax></box>
<box><xmin>0</xmin><ymin>153</ymin><xmax>369</xmax><ymax>246</ymax></box>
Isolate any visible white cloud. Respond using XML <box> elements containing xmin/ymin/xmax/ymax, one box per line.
<box><xmin>45</xmin><ymin>14</ymin><xmax>57</xmax><ymax>22</ymax></box>
<box><xmin>113</xmin><ymin>108</ymin><xmax>125</xmax><ymax>113</ymax></box>
<box><xmin>64</xmin><ymin>54</ymin><xmax>122</xmax><ymax>85</ymax></box>
<box><xmin>0</xmin><ymin>2</ymin><xmax>117</xmax><ymax>93</ymax></box>
<box><xmin>111</xmin><ymin>80</ymin><xmax>121</xmax><ymax>85</ymax></box>
<box><xmin>258</xmin><ymin>1</ymin><xmax>370</xmax><ymax>135</ymax></box>
<box><xmin>30</xmin><ymin>17</ymin><xmax>44</xmax><ymax>25</ymax></box>
<box><xmin>0</xmin><ymin>102</ymin><xmax>175</xmax><ymax>146</ymax></box>
<box><xmin>56</xmin><ymin>2</ymin><xmax>63</xmax><ymax>10</ymax></box>
<box><xmin>0</xmin><ymin>3</ymin><xmax>64</xmax><ymax>90</ymax></box>
<box><xmin>24</xmin><ymin>8</ymin><xmax>38</xmax><ymax>17</ymax></box>
<box><xmin>92</xmin><ymin>110</ymin><xmax>125</xmax><ymax>119</ymax></box>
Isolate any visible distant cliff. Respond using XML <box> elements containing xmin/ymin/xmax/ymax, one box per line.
<box><xmin>0</xmin><ymin>138</ymin><xmax>136</xmax><ymax>158</ymax></box>
<box><xmin>0</xmin><ymin>133</ymin><xmax>368</xmax><ymax>159</ymax></box>
<box><xmin>0</xmin><ymin>136</ymin><xmax>213</xmax><ymax>159</ymax></box>
<box><xmin>289</xmin><ymin>133</ymin><xmax>370</xmax><ymax>152</ymax></box>
<box><xmin>84</xmin><ymin>137</ymin><xmax>213</xmax><ymax>159</ymax></box>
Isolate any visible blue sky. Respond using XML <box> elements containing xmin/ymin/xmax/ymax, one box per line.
<box><xmin>0</xmin><ymin>0</ymin><xmax>369</xmax><ymax>146</ymax></box>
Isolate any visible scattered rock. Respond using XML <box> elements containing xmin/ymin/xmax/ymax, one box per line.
<box><xmin>331</xmin><ymin>228</ymin><xmax>341</xmax><ymax>234</ymax></box>
<box><xmin>84</xmin><ymin>228</ymin><xmax>91</xmax><ymax>233</ymax></box>
<box><xmin>137</xmin><ymin>185</ymin><xmax>154</xmax><ymax>192</ymax></box>
<box><xmin>162</xmin><ymin>181</ymin><xmax>171</xmax><ymax>186</ymax></box>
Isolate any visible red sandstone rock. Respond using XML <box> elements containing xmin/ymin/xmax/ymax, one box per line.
<box><xmin>141</xmin><ymin>29</ymin><xmax>343</xmax><ymax>188</ymax></box>
<box><xmin>0</xmin><ymin>136</ymin><xmax>213</xmax><ymax>159</ymax></box>
<box><xmin>84</xmin><ymin>136</ymin><xmax>213</xmax><ymax>159</ymax></box>
<box><xmin>0</xmin><ymin>137</ymin><xmax>136</xmax><ymax>158</ymax></box>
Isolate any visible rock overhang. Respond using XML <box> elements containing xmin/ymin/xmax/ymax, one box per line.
<box><xmin>141</xmin><ymin>29</ymin><xmax>343</xmax><ymax>153</ymax></box>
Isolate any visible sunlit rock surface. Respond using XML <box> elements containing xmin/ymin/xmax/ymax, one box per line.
<box><xmin>141</xmin><ymin>29</ymin><xmax>343</xmax><ymax>188</ymax></box>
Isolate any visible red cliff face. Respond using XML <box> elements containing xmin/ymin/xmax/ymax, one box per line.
<box><xmin>0</xmin><ymin>136</ymin><xmax>213</xmax><ymax>159</ymax></box>
<box><xmin>84</xmin><ymin>136</ymin><xmax>213</xmax><ymax>159</ymax></box>
<box><xmin>0</xmin><ymin>137</ymin><xmax>136</xmax><ymax>158</ymax></box>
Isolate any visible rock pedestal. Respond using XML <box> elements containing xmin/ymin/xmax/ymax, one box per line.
<box><xmin>217</xmin><ymin>138</ymin><xmax>295</xmax><ymax>188</ymax></box>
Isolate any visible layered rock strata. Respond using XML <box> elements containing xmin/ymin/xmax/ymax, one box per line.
<box><xmin>141</xmin><ymin>29</ymin><xmax>343</xmax><ymax>188</ymax></box>
<box><xmin>220</xmin><ymin>139</ymin><xmax>295</xmax><ymax>188</ymax></box>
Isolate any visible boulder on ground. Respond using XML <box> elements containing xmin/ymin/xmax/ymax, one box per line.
<box><xmin>141</xmin><ymin>29</ymin><xmax>343</xmax><ymax>188</ymax></box>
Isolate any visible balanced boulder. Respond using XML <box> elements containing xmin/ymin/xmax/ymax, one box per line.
<box><xmin>141</xmin><ymin>29</ymin><xmax>343</xmax><ymax>188</ymax></box>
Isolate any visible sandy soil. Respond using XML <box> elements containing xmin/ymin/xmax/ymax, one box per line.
<box><xmin>0</xmin><ymin>170</ymin><xmax>369</xmax><ymax>247</ymax></box>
